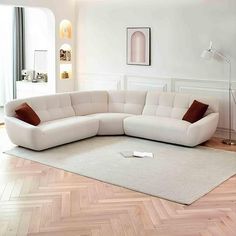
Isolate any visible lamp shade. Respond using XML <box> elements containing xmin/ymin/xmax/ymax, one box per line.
<box><xmin>201</xmin><ymin>49</ymin><xmax>213</xmax><ymax>60</ymax></box>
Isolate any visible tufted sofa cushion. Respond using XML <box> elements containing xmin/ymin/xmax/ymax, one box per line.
<box><xmin>5</xmin><ymin>93</ymin><xmax>75</xmax><ymax>122</ymax></box>
<box><xmin>142</xmin><ymin>91</ymin><xmax>219</xmax><ymax>119</ymax></box>
<box><xmin>70</xmin><ymin>91</ymin><xmax>108</xmax><ymax>116</ymax></box>
<box><xmin>108</xmin><ymin>90</ymin><xmax>147</xmax><ymax>115</ymax></box>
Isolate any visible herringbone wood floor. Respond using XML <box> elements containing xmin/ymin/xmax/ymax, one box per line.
<box><xmin>0</xmin><ymin>126</ymin><xmax>236</xmax><ymax>236</ymax></box>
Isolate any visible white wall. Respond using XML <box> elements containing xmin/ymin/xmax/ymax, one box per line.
<box><xmin>77</xmin><ymin>0</ymin><xmax>236</xmax><ymax>79</ymax></box>
<box><xmin>76</xmin><ymin>0</ymin><xmax>236</xmax><ymax>132</ymax></box>
<box><xmin>0</xmin><ymin>0</ymin><xmax>76</xmax><ymax>93</ymax></box>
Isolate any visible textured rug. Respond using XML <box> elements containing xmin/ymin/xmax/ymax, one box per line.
<box><xmin>4</xmin><ymin>136</ymin><xmax>236</xmax><ymax>205</ymax></box>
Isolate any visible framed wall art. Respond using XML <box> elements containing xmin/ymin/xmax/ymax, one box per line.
<box><xmin>127</xmin><ymin>27</ymin><xmax>151</xmax><ymax>66</ymax></box>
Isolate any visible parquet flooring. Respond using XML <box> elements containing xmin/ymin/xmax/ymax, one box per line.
<box><xmin>203</xmin><ymin>137</ymin><xmax>236</xmax><ymax>152</ymax></box>
<box><xmin>0</xmin><ymin>125</ymin><xmax>236</xmax><ymax>236</ymax></box>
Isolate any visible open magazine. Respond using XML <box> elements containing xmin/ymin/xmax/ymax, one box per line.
<box><xmin>120</xmin><ymin>151</ymin><xmax>154</xmax><ymax>158</ymax></box>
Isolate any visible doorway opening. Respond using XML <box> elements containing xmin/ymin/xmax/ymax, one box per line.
<box><xmin>0</xmin><ymin>5</ymin><xmax>55</xmax><ymax>124</ymax></box>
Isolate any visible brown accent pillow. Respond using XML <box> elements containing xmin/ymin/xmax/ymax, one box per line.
<box><xmin>15</xmin><ymin>103</ymin><xmax>41</xmax><ymax>126</ymax></box>
<box><xmin>182</xmin><ymin>100</ymin><xmax>209</xmax><ymax>123</ymax></box>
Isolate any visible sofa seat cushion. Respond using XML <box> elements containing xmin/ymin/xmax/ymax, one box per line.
<box><xmin>124</xmin><ymin>115</ymin><xmax>191</xmax><ymax>146</ymax></box>
<box><xmin>88</xmin><ymin>113</ymin><xmax>133</xmax><ymax>135</ymax></box>
<box><xmin>35</xmin><ymin>116</ymin><xmax>99</xmax><ymax>150</ymax></box>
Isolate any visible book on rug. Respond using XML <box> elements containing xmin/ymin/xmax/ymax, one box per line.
<box><xmin>120</xmin><ymin>151</ymin><xmax>154</xmax><ymax>158</ymax></box>
<box><xmin>133</xmin><ymin>151</ymin><xmax>153</xmax><ymax>158</ymax></box>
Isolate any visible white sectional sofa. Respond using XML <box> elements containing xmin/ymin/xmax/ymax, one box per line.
<box><xmin>4</xmin><ymin>90</ymin><xmax>219</xmax><ymax>151</ymax></box>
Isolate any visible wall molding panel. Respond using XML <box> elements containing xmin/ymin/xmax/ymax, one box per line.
<box><xmin>78</xmin><ymin>73</ymin><xmax>236</xmax><ymax>131</ymax></box>
<box><xmin>78</xmin><ymin>73</ymin><xmax>124</xmax><ymax>91</ymax></box>
<box><xmin>125</xmin><ymin>75</ymin><xmax>171</xmax><ymax>92</ymax></box>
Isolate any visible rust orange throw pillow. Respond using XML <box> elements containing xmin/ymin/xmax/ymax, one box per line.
<box><xmin>182</xmin><ymin>100</ymin><xmax>209</xmax><ymax>123</ymax></box>
<box><xmin>15</xmin><ymin>103</ymin><xmax>40</xmax><ymax>126</ymax></box>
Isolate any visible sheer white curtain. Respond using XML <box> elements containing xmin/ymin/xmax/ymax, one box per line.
<box><xmin>0</xmin><ymin>6</ymin><xmax>14</xmax><ymax>106</ymax></box>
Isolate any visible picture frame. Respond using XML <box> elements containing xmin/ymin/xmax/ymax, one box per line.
<box><xmin>127</xmin><ymin>27</ymin><xmax>151</xmax><ymax>66</ymax></box>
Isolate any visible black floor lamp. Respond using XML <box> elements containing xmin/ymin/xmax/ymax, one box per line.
<box><xmin>201</xmin><ymin>41</ymin><xmax>236</xmax><ymax>145</ymax></box>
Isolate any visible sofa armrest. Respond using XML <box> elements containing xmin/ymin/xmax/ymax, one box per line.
<box><xmin>4</xmin><ymin>116</ymin><xmax>41</xmax><ymax>149</ymax></box>
<box><xmin>5</xmin><ymin>116</ymin><xmax>38</xmax><ymax>129</ymax></box>
<box><xmin>187</xmin><ymin>113</ymin><xmax>219</xmax><ymax>146</ymax></box>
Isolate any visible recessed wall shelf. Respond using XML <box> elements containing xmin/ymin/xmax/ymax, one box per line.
<box><xmin>59</xmin><ymin>20</ymin><xmax>72</xmax><ymax>39</ymax></box>
<box><xmin>60</xmin><ymin>64</ymin><xmax>72</xmax><ymax>80</ymax></box>
<box><xmin>60</xmin><ymin>44</ymin><xmax>72</xmax><ymax>62</ymax></box>
<box><xmin>59</xmin><ymin>19</ymin><xmax>73</xmax><ymax>81</ymax></box>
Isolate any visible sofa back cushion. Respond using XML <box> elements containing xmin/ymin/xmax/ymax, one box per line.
<box><xmin>108</xmin><ymin>91</ymin><xmax>147</xmax><ymax>115</ymax></box>
<box><xmin>142</xmin><ymin>91</ymin><xmax>219</xmax><ymax>119</ymax></box>
<box><xmin>70</xmin><ymin>91</ymin><xmax>108</xmax><ymax>116</ymax></box>
<box><xmin>5</xmin><ymin>93</ymin><xmax>75</xmax><ymax>122</ymax></box>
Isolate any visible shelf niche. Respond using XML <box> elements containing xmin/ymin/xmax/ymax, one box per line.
<box><xmin>59</xmin><ymin>20</ymin><xmax>72</xmax><ymax>39</ymax></box>
<box><xmin>60</xmin><ymin>44</ymin><xmax>72</xmax><ymax>62</ymax></box>
<box><xmin>60</xmin><ymin>64</ymin><xmax>72</xmax><ymax>80</ymax></box>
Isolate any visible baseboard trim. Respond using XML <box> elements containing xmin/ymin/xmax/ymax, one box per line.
<box><xmin>215</xmin><ymin>128</ymin><xmax>236</xmax><ymax>139</ymax></box>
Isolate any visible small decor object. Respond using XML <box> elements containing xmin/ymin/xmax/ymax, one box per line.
<box><xmin>61</xmin><ymin>71</ymin><xmax>69</xmax><ymax>79</ymax></box>
<box><xmin>127</xmin><ymin>27</ymin><xmax>151</xmax><ymax>66</ymax></box>
<box><xmin>182</xmin><ymin>100</ymin><xmax>209</xmax><ymax>123</ymax></box>
<box><xmin>60</xmin><ymin>49</ymin><xmax>66</xmax><ymax>61</ymax></box>
<box><xmin>15</xmin><ymin>103</ymin><xmax>41</xmax><ymax>126</ymax></box>
<box><xmin>66</xmin><ymin>50</ymin><xmax>71</xmax><ymax>61</ymax></box>
<box><xmin>201</xmin><ymin>41</ymin><xmax>236</xmax><ymax>145</ymax></box>
<box><xmin>21</xmin><ymin>70</ymin><xmax>35</xmax><ymax>81</ymax></box>
<box><xmin>60</xmin><ymin>49</ymin><xmax>71</xmax><ymax>62</ymax></box>
<box><xmin>36</xmin><ymin>73</ymin><xmax>48</xmax><ymax>82</ymax></box>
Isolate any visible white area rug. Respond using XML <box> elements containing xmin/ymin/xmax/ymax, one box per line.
<box><xmin>5</xmin><ymin>136</ymin><xmax>236</xmax><ymax>204</ymax></box>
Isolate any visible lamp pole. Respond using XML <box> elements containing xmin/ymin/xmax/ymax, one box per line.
<box><xmin>222</xmin><ymin>60</ymin><xmax>236</xmax><ymax>145</ymax></box>
<box><xmin>213</xmin><ymin>50</ymin><xmax>235</xmax><ymax>145</ymax></box>
<box><xmin>202</xmin><ymin>42</ymin><xmax>236</xmax><ymax>145</ymax></box>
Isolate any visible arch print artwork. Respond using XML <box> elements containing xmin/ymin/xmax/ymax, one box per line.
<box><xmin>127</xmin><ymin>27</ymin><xmax>151</xmax><ymax>66</ymax></box>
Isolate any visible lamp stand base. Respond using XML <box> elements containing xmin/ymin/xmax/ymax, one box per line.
<box><xmin>222</xmin><ymin>139</ymin><xmax>236</xmax><ymax>145</ymax></box>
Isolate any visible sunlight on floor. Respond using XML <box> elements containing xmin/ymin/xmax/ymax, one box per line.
<box><xmin>0</xmin><ymin>125</ymin><xmax>15</xmax><ymax>153</ymax></box>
